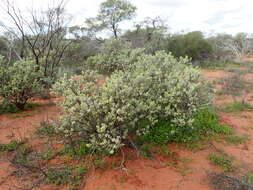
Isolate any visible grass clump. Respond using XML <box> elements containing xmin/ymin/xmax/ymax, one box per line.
<box><xmin>58</xmin><ymin>142</ymin><xmax>90</xmax><ymax>158</ymax></box>
<box><xmin>139</xmin><ymin>143</ymin><xmax>155</xmax><ymax>159</ymax></box>
<box><xmin>0</xmin><ymin>141</ymin><xmax>21</xmax><ymax>152</ymax></box>
<box><xmin>208</xmin><ymin>172</ymin><xmax>253</xmax><ymax>190</ymax></box>
<box><xmin>208</xmin><ymin>153</ymin><xmax>234</xmax><ymax>172</ymax></box>
<box><xmin>193</xmin><ymin>108</ymin><xmax>233</xmax><ymax>135</ymax></box>
<box><xmin>198</xmin><ymin>60</ymin><xmax>237</xmax><ymax>69</ymax></box>
<box><xmin>246</xmin><ymin>173</ymin><xmax>253</xmax><ymax>184</ymax></box>
<box><xmin>0</xmin><ymin>101</ymin><xmax>39</xmax><ymax>114</ymax></box>
<box><xmin>223</xmin><ymin>102</ymin><xmax>253</xmax><ymax>113</ymax></box>
<box><xmin>46</xmin><ymin>165</ymin><xmax>86</xmax><ymax>189</ymax></box>
<box><xmin>0</xmin><ymin>101</ymin><xmax>18</xmax><ymax>114</ymax></box>
<box><xmin>138</xmin><ymin>108</ymin><xmax>232</xmax><ymax>145</ymax></box>
<box><xmin>37</xmin><ymin>121</ymin><xmax>56</xmax><ymax>137</ymax></box>
<box><xmin>186</xmin><ymin>142</ymin><xmax>207</xmax><ymax>152</ymax></box>
<box><xmin>25</xmin><ymin>102</ymin><xmax>39</xmax><ymax>109</ymax></box>
<box><xmin>224</xmin><ymin>135</ymin><xmax>249</xmax><ymax>145</ymax></box>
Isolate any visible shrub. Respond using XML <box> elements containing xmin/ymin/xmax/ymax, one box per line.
<box><xmin>165</xmin><ymin>31</ymin><xmax>213</xmax><ymax>60</ymax></box>
<box><xmin>220</xmin><ymin>70</ymin><xmax>249</xmax><ymax>103</ymax></box>
<box><xmin>0</xmin><ymin>99</ymin><xmax>18</xmax><ymax>114</ymax></box>
<box><xmin>53</xmin><ymin>51</ymin><xmax>211</xmax><ymax>154</ymax></box>
<box><xmin>86</xmin><ymin>38</ymin><xmax>144</xmax><ymax>74</ymax></box>
<box><xmin>0</xmin><ymin>57</ymin><xmax>42</xmax><ymax>110</ymax></box>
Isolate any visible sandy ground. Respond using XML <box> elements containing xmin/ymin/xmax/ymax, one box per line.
<box><xmin>1</xmin><ymin>67</ymin><xmax>253</xmax><ymax>190</ymax></box>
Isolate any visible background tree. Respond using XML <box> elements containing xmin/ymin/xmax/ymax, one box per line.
<box><xmin>123</xmin><ymin>17</ymin><xmax>168</xmax><ymax>54</ymax></box>
<box><xmin>209</xmin><ymin>33</ymin><xmax>253</xmax><ymax>61</ymax></box>
<box><xmin>85</xmin><ymin>0</ymin><xmax>136</xmax><ymax>38</ymax></box>
<box><xmin>165</xmin><ymin>31</ymin><xmax>213</xmax><ymax>60</ymax></box>
<box><xmin>1</xmin><ymin>0</ymin><xmax>72</xmax><ymax>79</ymax></box>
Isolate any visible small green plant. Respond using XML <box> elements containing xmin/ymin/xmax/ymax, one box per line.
<box><xmin>193</xmin><ymin>108</ymin><xmax>233</xmax><ymax>135</ymax></box>
<box><xmin>9</xmin><ymin>113</ymin><xmax>33</xmax><ymax>119</ymax></box>
<box><xmin>223</xmin><ymin>102</ymin><xmax>253</xmax><ymax>112</ymax></box>
<box><xmin>37</xmin><ymin>121</ymin><xmax>56</xmax><ymax>137</ymax></box>
<box><xmin>246</xmin><ymin>173</ymin><xmax>253</xmax><ymax>184</ymax></box>
<box><xmin>12</xmin><ymin>144</ymin><xmax>32</xmax><ymax>166</ymax></box>
<box><xmin>175</xmin><ymin>164</ymin><xmax>193</xmax><ymax>176</ymax></box>
<box><xmin>139</xmin><ymin>143</ymin><xmax>154</xmax><ymax>159</ymax></box>
<box><xmin>0</xmin><ymin>101</ymin><xmax>18</xmax><ymax>114</ymax></box>
<box><xmin>208</xmin><ymin>153</ymin><xmax>234</xmax><ymax>172</ymax></box>
<box><xmin>46</xmin><ymin>165</ymin><xmax>86</xmax><ymax>189</ymax></box>
<box><xmin>225</xmin><ymin>135</ymin><xmax>249</xmax><ymax>145</ymax></box>
<box><xmin>58</xmin><ymin>142</ymin><xmax>90</xmax><ymax>158</ymax></box>
<box><xmin>0</xmin><ymin>101</ymin><xmax>39</xmax><ymax>114</ymax></box>
<box><xmin>138</xmin><ymin>108</ymin><xmax>232</xmax><ymax>145</ymax></box>
<box><xmin>186</xmin><ymin>142</ymin><xmax>207</xmax><ymax>152</ymax></box>
<box><xmin>93</xmin><ymin>157</ymin><xmax>107</xmax><ymax>170</ymax></box>
<box><xmin>117</xmin><ymin>176</ymin><xmax>127</xmax><ymax>184</ymax></box>
<box><xmin>0</xmin><ymin>141</ymin><xmax>21</xmax><ymax>152</ymax></box>
<box><xmin>138</xmin><ymin>119</ymin><xmax>201</xmax><ymax>145</ymax></box>
<box><xmin>40</xmin><ymin>151</ymin><xmax>55</xmax><ymax>161</ymax></box>
<box><xmin>25</xmin><ymin>103</ymin><xmax>39</xmax><ymax>109</ymax></box>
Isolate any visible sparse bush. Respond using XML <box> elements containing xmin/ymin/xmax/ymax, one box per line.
<box><xmin>0</xmin><ymin>57</ymin><xmax>42</xmax><ymax>110</ymax></box>
<box><xmin>165</xmin><ymin>31</ymin><xmax>213</xmax><ymax>60</ymax></box>
<box><xmin>86</xmin><ymin>38</ymin><xmax>144</xmax><ymax>74</ymax></box>
<box><xmin>53</xmin><ymin>51</ymin><xmax>211</xmax><ymax>154</ymax></box>
<box><xmin>208</xmin><ymin>172</ymin><xmax>253</xmax><ymax>190</ymax></box>
<box><xmin>220</xmin><ymin>70</ymin><xmax>249</xmax><ymax>103</ymax></box>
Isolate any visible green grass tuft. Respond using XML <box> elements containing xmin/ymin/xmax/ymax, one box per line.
<box><xmin>225</xmin><ymin>135</ymin><xmax>249</xmax><ymax>145</ymax></box>
<box><xmin>0</xmin><ymin>141</ymin><xmax>21</xmax><ymax>152</ymax></box>
<box><xmin>208</xmin><ymin>153</ymin><xmax>234</xmax><ymax>172</ymax></box>
<box><xmin>37</xmin><ymin>121</ymin><xmax>56</xmax><ymax>137</ymax></box>
<box><xmin>46</xmin><ymin>165</ymin><xmax>86</xmax><ymax>189</ymax></box>
<box><xmin>223</xmin><ymin>102</ymin><xmax>253</xmax><ymax>113</ymax></box>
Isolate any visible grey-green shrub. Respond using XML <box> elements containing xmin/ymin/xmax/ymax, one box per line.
<box><xmin>87</xmin><ymin>38</ymin><xmax>144</xmax><ymax>75</ymax></box>
<box><xmin>53</xmin><ymin>51</ymin><xmax>212</xmax><ymax>154</ymax></box>
<box><xmin>0</xmin><ymin>57</ymin><xmax>42</xmax><ymax>110</ymax></box>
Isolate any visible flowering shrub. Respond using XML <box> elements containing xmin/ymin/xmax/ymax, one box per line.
<box><xmin>53</xmin><ymin>51</ymin><xmax>212</xmax><ymax>154</ymax></box>
<box><xmin>0</xmin><ymin>57</ymin><xmax>42</xmax><ymax>110</ymax></box>
<box><xmin>86</xmin><ymin>38</ymin><xmax>144</xmax><ymax>75</ymax></box>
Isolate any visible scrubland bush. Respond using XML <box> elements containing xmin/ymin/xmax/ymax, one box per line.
<box><xmin>165</xmin><ymin>31</ymin><xmax>213</xmax><ymax>60</ymax></box>
<box><xmin>53</xmin><ymin>51</ymin><xmax>212</xmax><ymax>154</ymax></box>
<box><xmin>86</xmin><ymin>38</ymin><xmax>144</xmax><ymax>74</ymax></box>
<box><xmin>0</xmin><ymin>57</ymin><xmax>42</xmax><ymax>110</ymax></box>
<box><xmin>221</xmin><ymin>70</ymin><xmax>248</xmax><ymax>103</ymax></box>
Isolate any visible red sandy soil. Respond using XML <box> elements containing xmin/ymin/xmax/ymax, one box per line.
<box><xmin>244</xmin><ymin>57</ymin><xmax>253</xmax><ymax>63</ymax></box>
<box><xmin>1</xmin><ymin>69</ymin><xmax>253</xmax><ymax>190</ymax></box>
